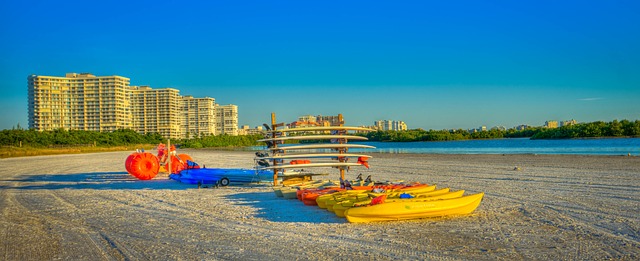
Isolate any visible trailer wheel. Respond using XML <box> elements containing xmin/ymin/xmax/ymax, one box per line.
<box><xmin>220</xmin><ymin>177</ymin><xmax>230</xmax><ymax>186</ymax></box>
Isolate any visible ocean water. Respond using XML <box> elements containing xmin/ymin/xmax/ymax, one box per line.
<box><xmin>350</xmin><ymin>138</ymin><xmax>640</xmax><ymax>155</ymax></box>
<box><xmin>251</xmin><ymin>138</ymin><xmax>640</xmax><ymax>155</ymax></box>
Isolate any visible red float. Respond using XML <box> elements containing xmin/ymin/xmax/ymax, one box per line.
<box><xmin>125</xmin><ymin>152</ymin><xmax>160</xmax><ymax>180</ymax></box>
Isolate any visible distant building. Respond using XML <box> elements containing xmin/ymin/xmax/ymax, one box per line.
<box><xmin>374</xmin><ymin>120</ymin><xmax>407</xmax><ymax>131</ymax></box>
<box><xmin>182</xmin><ymin>96</ymin><xmax>216</xmax><ymax>138</ymax></box>
<box><xmin>355</xmin><ymin>125</ymin><xmax>375</xmax><ymax>133</ymax></box>
<box><xmin>289</xmin><ymin>114</ymin><xmax>344</xmax><ymax>129</ymax></box>
<box><xmin>560</xmin><ymin>119</ymin><xmax>577</xmax><ymax>127</ymax></box>
<box><xmin>28</xmin><ymin>73</ymin><xmax>132</xmax><ymax>132</ymax></box>
<box><xmin>468</xmin><ymin>126</ymin><xmax>487</xmax><ymax>133</ymax></box>
<box><xmin>297</xmin><ymin>115</ymin><xmax>317</xmax><ymax>124</ymax></box>
<box><xmin>28</xmin><ymin>73</ymin><xmax>239</xmax><ymax>138</ymax></box>
<box><xmin>544</xmin><ymin>121</ymin><xmax>559</xmax><ymax>128</ymax></box>
<box><xmin>216</xmin><ymin>105</ymin><xmax>238</xmax><ymax>135</ymax></box>
<box><xmin>289</xmin><ymin>115</ymin><xmax>320</xmax><ymax>128</ymax></box>
<box><xmin>491</xmin><ymin>126</ymin><xmax>506</xmax><ymax>131</ymax></box>
<box><xmin>130</xmin><ymin>86</ymin><xmax>182</xmax><ymax>139</ymax></box>
<box><xmin>317</xmin><ymin>115</ymin><xmax>343</xmax><ymax>126</ymax></box>
<box><xmin>515</xmin><ymin>125</ymin><xmax>529</xmax><ymax>131</ymax></box>
<box><xmin>238</xmin><ymin>125</ymin><xmax>264</xmax><ymax>136</ymax></box>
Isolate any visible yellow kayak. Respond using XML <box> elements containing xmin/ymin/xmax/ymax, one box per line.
<box><xmin>344</xmin><ymin>192</ymin><xmax>484</xmax><ymax>223</ymax></box>
<box><xmin>281</xmin><ymin>187</ymin><xmax>299</xmax><ymax>199</ymax></box>
<box><xmin>333</xmin><ymin>190</ymin><xmax>464</xmax><ymax>218</ymax></box>
<box><xmin>273</xmin><ymin>186</ymin><xmax>285</xmax><ymax>197</ymax></box>
<box><xmin>316</xmin><ymin>190</ymin><xmax>370</xmax><ymax>208</ymax></box>
<box><xmin>321</xmin><ymin>185</ymin><xmax>438</xmax><ymax>210</ymax></box>
<box><xmin>366</xmin><ymin>185</ymin><xmax>438</xmax><ymax>198</ymax></box>
<box><xmin>325</xmin><ymin>193</ymin><xmax>371</xmax><ymax>212</ymax></box>
<box><xmin>328</xmin><ymin>185</ymin><xmax>441</xmax><ymax>209</ymax></box>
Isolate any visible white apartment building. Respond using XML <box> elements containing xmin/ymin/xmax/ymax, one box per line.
<box><xmin>216</xmin><ymin>104</ymin><xmax>238</xmax><ymax>136</ymax></box>
<box><xmin>374</xmin><ymin>120</ymin><xmax>408</xmax><ymax>131</ymax></box>
<box><xmin>182</xmin><ymin>96</ymin><xmax>216</xmax><ymax>138</ymax></box>
<box><xmin>28</xmin><ymin>73</ymin><xmax>239</xmax><ymax>138</ymax></box>
<box><xmin>28</xmin><ymin>73</ymin><xmax>132</xmax><ymax>132</ymax></box>
<box><xmin>130</xmin><ymin>86</ymin><xmax>182</xmax><ymax>139</ymax></box>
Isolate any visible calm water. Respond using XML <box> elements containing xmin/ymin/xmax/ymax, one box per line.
<box><xmin>349</xmin><ymin>138</ymin><xmax>640</xmax><ymax>155</ymax></box>
<box><xmin>251</xmin><ymin>138</ymin><xmax>640</xmax><ymax>155</ymax></box>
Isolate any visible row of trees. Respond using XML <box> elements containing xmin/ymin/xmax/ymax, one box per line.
<box><xmin>530</xmin><ymin>120</ymin><xmax>640</xmax><ymax>139</ymax></box>
<box><xmin>361</xmin><ymin>120</ymin><xmax>640</xmax><ymax>142</ymax></box>
<box><xmin>361</xmin><ymin>128</ymin><xmax>506</xmax><ymax>142</ymax></box>
<box><xmin>0</xmin><ymin>128</ymin><xmax>266</xmax><ymax>148</ymax></box>
<box><xmin>2</xmin><ymin>120</ymin><xmax>638</xmax><ymax>148</ymax></box>
<box><xmin>0</xmin><ymin>128</ymin><xmax>165</xmax><ymax>147</ymax></box>
<box><xmin>179</xmin><ymin>134</ymin><xmax>264</xmax><ymax>148</ymax></box>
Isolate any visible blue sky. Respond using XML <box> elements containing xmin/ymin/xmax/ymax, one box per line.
<box><xmin>1</xmin><ymin>0</ymin><xmax>639</xmax><ymax>130</ymax></box>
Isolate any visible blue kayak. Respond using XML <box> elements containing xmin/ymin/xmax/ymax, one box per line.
<box><xmin>171</xmin><ymin>168</ymin><xmax>274</xmax><ymax>186</ymax></box>
<box><xmin>169</xmin><ymin>172</ymin><xmax>219</xmax><ymax>185</ymax></box>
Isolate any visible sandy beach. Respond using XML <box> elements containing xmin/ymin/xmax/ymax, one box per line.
<box><xmin>1</xmin><ymin>150</ymin><xmax>639</xmax><ymax>260</ymax></box>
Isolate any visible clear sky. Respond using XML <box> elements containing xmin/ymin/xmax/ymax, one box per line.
<box><xmin>1</xmin><ymin>0</ymin><xmax>639</xmax><ymax>130</ymax></box>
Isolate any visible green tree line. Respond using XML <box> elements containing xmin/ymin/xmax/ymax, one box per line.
<box><xmin>361</xmin><ymin>119</ymin><xmax>640</xmax><ymax>142</ymax></box>
<box><xmin>530</xmin><ymin>120</ymin><xmax>640</xmax><ymax>139</ymax></box>
<box><xmin>0</xmin><ymin>128</ymin><xmax>287</xmax><ymax>148</ymax></box>
<box><xmin>361</xmin><ymin>128</ymin><xmax>506</xmax><ymax>142</ymax></box>
<box><xmin>2</xmin><ymin>119</ymin><xmax>638</xmax><ymax>148</ymax></box>
<box><xmin>0</xmin><ymin>128</ymin><xmax>269</xmax><ymax>148</ymax></box>
<box><xmin>179</xmin><ymin>134</ymin><xmax>265</xmax><ymax>148</ymax></box>
<box><xmin>0</xmin><ymin>128</ymin><xmax>165</xmax><ymax>147</ymax></box>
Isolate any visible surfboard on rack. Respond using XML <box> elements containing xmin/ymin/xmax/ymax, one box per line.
<box><xmin>257</xmin><ymin>162</ymin><xmax>365</xmax><ymax>170</ymax></box>
<box><xmin>258</xmin><ymin>135</ymin><xmax>367</xmax><ymax>142</ymax></box>
<box><xmin>265</xmin><ymin>143</ymin><xmax>375</xmax><ymax>151</ymax></box>
<box><xmin>267</xmin><ymin>126</ymin><xmax>375</xmax><ymax>133</ymax></box>
<box><xmin>279</xmin><ymin>172</ymin><xmax>330</xmax><ymax>177</ymax></box>
<box><xmin>256</xmin><ymin>153</ymin><xmax>372</xmax><ymax>160</ymax></box>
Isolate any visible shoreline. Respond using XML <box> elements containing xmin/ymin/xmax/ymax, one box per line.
<box><xmin>1</xmin><ymin>150</ymin><xmax>639</xmax><ymax>260</ymax></box>
<box><xmin>3</xmin><ymin>134</ymin><xmax>639</xmax><ymax>159</ymax></box>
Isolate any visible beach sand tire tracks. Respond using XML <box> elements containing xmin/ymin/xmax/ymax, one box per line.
<box><xmin>1</xmin><ymin>150</ymin><xmax>639</xmax><ymax>260</ymax></box>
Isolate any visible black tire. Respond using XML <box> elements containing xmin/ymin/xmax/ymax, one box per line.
<box><xmin>220</xmin><ymin>177</ymin><xmax>230</xmax><ymax>186</ymax></box>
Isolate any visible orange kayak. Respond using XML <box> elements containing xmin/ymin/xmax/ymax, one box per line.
<box><xmin>296</xmin><ymin>187</ymin><xmax>341</xmax><ymax>200</ymax></box>
<box><xmin>300</xmin><ymin>188</ymin><xmax>344</xmax><ymax>205</ymax></box>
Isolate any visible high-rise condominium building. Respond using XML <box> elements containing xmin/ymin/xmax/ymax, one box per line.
<box><xmin>28</xmin><ymin>73</ymin><xmax>132</xmax><ymax>131</ymax></box>
<box><xmin>28</xmin><ymin>73</ymin><xmax>239</xmax><ymax>138</ymax></box>
<box><xmin>182</xmin><ymin>96</ymin><xmax>216</xmax><ymax>138</ymax></box>
<box><xmin>130</xmin><ymin>86</ymin><xmax>182</xmax><ymax>139</ymax></box>
<box><xmin>215</xmin><ymin>105</ymin><xmax>238</xmax><ymax>136</ymax></box>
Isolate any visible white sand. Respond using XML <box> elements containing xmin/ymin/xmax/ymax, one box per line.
<box><xmin>1</xmin><ymin>150</ymin><xmax>639</xmax><ymax>260</ymax></box>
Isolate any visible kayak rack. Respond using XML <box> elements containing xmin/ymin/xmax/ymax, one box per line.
<box><xmin>256</xmin><ymin>113</ymin><xmax>376</xmax><ymax>186</ymax></box>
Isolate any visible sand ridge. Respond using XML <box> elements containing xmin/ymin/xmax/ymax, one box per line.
<box><xmin>1</xmin><ymin>150</ymin><xmax>639</xmax><ymax>260</ymax></box>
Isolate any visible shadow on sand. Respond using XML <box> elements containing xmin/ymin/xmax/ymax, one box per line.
<box><xmin>226</xmin><ymin>191</ymin><xmax>347</xmax><ymax>224</ymax></box>
<box><xmin>0</xmin><ymin>172</ymin><xmax>191</xmax><ymax>190</ymax></box>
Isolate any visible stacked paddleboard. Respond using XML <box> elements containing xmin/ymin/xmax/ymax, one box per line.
<box><xmin>255</xmin><ymin>126</ymin><xmax>376</xmax><ymax>174</ymax></box>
